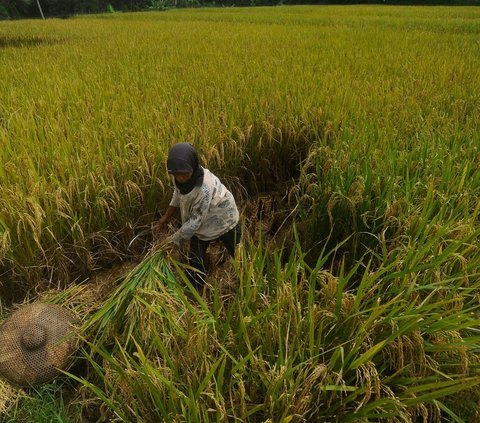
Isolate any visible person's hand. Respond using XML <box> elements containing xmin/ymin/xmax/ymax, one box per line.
<box><xmin>170</xmin><ymin>232</ymin><xmax>189</xmax><ymax>251</ymax></box>
<box><xmin>153</xmin><ymin>217</ymin><xmax>167</xmax><ymax>239</ymax></box>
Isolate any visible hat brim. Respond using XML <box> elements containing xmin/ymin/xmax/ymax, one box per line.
<box><xmin>0</xmin><ymin>303</ymin><xmax>77</xmax><ymax>387</ymax></box>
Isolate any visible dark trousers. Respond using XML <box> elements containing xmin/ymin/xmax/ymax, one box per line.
<box><xmin>188</xmin><ymin>223</ymin><xmax>241</xmax><ymax>288</ymax></box>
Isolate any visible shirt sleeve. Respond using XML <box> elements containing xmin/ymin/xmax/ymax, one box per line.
<box><xmin>171</xmin><ymin>185</ymin><xmax>213</xmax><ymax>246</ymax></box>
<box><xmin>169</xmin><ymin>187</ymin><xmax>180</xmax><ymax>208</ymax></box>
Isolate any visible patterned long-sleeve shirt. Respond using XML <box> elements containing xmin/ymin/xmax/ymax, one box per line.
<box><xmin>169</xmin><ymin>168</ymin><xmax>239</xmax><ymax>245</ymax></box>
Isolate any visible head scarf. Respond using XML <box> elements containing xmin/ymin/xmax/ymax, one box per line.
<box><xmin>167</xmin><ymin>143</ymin><xmax>204</xmax><ymax>195</ymax></box>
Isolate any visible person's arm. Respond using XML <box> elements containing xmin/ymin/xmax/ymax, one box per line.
<box><xmin>154</xmin><ymin>205</ymin><xmax>178</xmax><ymax>237</ymax></box>
<box><xmin>171</xmin><ymin>186</ymin><xmax>213</xmax><ymax>247</ymax></box>
<box><xmin>154</xmin><ymin>188</ymin><xmax>180</xmax><ymax>237</ymax></box>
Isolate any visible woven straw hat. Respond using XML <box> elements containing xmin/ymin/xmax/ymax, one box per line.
<box><xmin>0</xmin><ymin>302</ymin><xmax>77</xmax><ymax>387</ymax></box>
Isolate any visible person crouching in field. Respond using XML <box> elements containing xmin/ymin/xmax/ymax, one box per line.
<box><xmin>154</xmin><ymin>143</ymin><xmax>241</xmax><ymax>289</ymax></box>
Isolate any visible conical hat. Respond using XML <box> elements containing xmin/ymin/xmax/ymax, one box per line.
<box><xmin>0</xmin><ymin>302</ymin><xmax>77</xmax><ymax>387</ymax></box>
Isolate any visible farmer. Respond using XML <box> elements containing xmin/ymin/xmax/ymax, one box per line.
<box><xmin>154</xmin><ymin>142</ymin><xmax>241</xmax><ymax>289</ymax></box>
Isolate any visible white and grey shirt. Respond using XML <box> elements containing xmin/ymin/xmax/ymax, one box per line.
<box><xmin>169</xmin><ymin>168</ymin><xmax>239</xmax><ymax>245</ymax></box>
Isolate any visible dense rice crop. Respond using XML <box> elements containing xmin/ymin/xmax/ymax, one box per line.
<box><xmin>1</xmin><ymin>5</ymin><xmax>480</xmax><ymax>421</ymax></box>
<box><xmin>1</xmin><ymin>5</ymin><xmax>479</xmax><ymax>285</ymax></box>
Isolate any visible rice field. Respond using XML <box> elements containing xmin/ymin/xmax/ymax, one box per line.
<box><xmin>1</xmin><ymin>5</ymin><xmax>480</xmax><ymax>422</ymax></box>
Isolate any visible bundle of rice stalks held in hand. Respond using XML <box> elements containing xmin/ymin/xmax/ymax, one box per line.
<box><xmin>81</xmin><ymin>246</ymin><xmax>189</xmax><ymax>353</ymax></box>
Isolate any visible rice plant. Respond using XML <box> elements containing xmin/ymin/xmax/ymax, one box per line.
<box><xmin>67</xmin><ymin>230</ymin><xmax>480</xmax><ymax>421</ymax></box>
<box><xmin>0</xmin><ymin>6</ymin><xmax>479</xmax><ymax>287</ymax></box>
